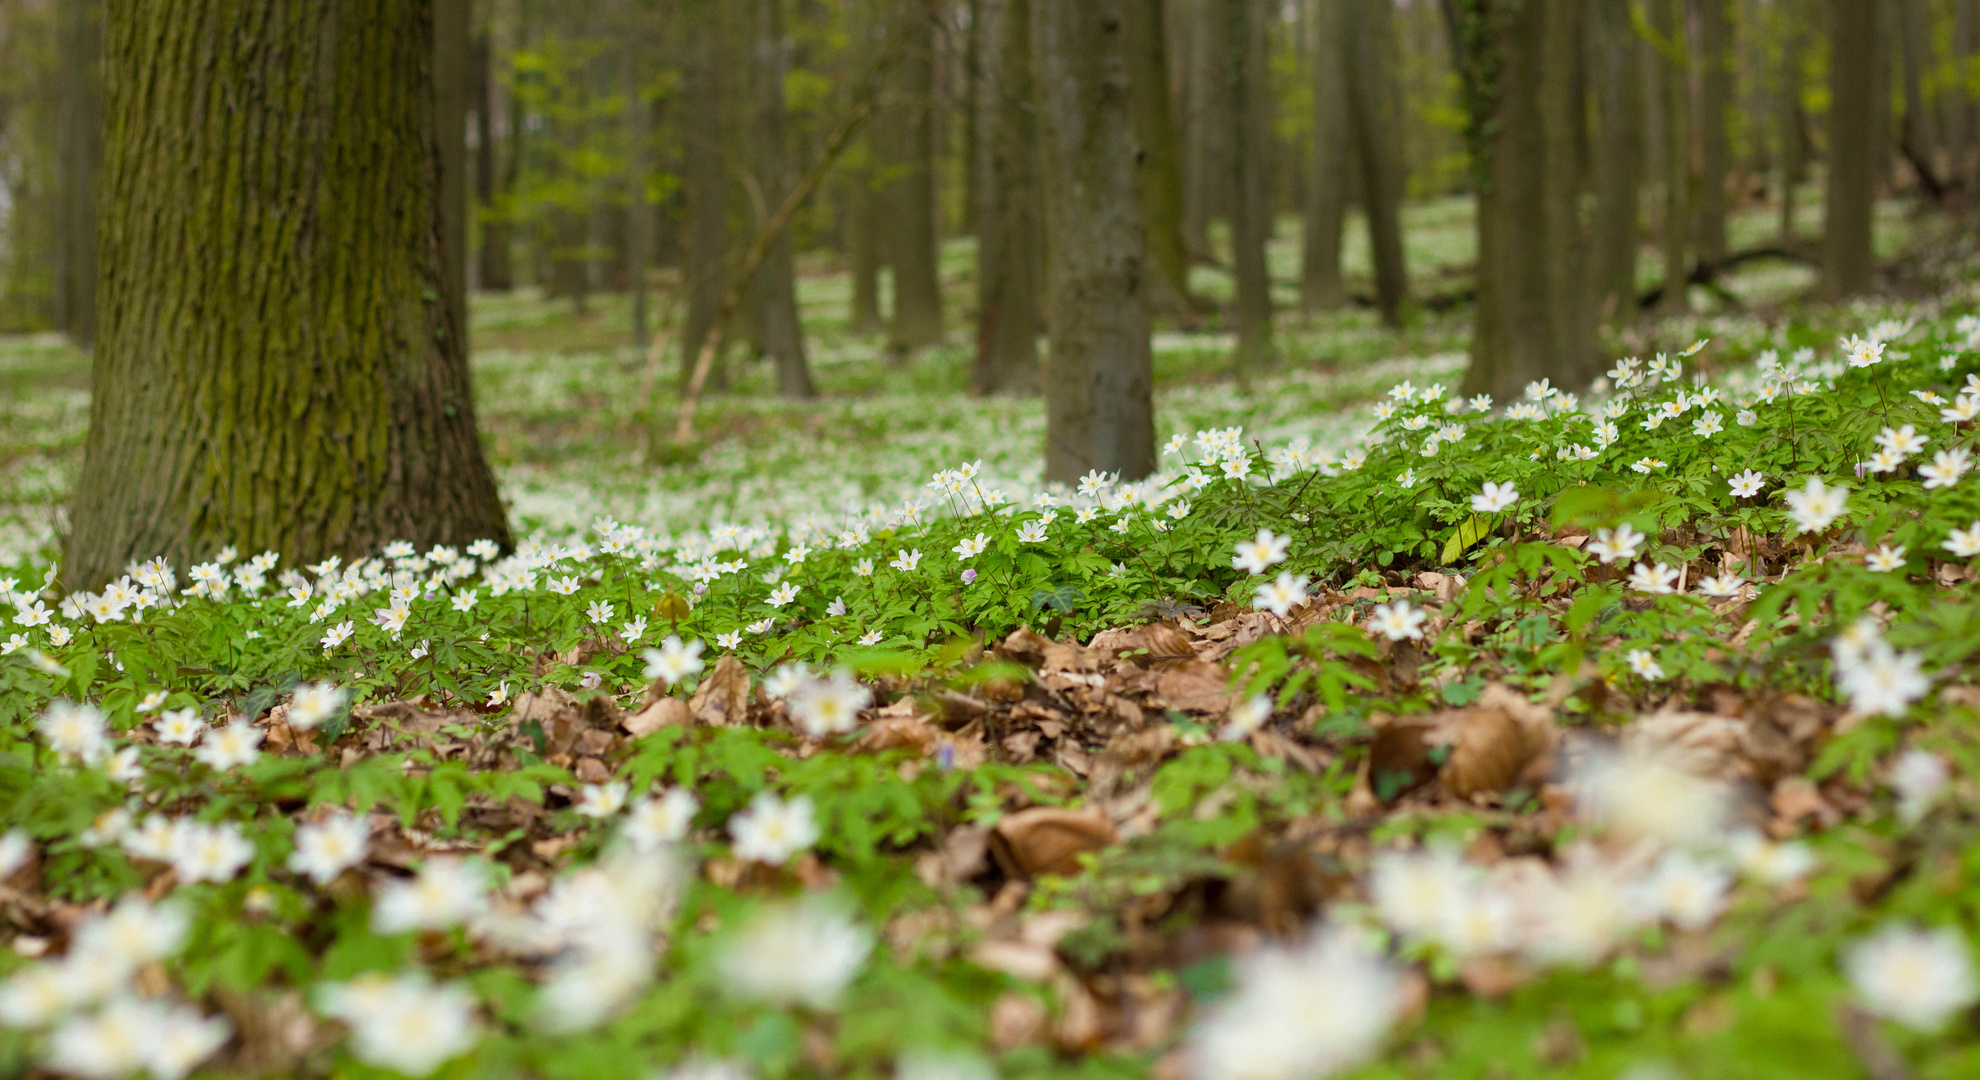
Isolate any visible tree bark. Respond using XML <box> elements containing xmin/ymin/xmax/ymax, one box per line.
<box><xmin>1300</xmin><ymin>0</ymin><xmax>1349</xmax><ymax>310</ymax></box>
<box><xmin>848</xmin><ymin>168</ymin><xmax>885</xmax><ymax>332</ymax></box>
<box><xmin>1458</xmin><ymin>0</ymin><xmax>1593</xmax><ymax>399</ymax></box>
<box><xmin>1779</xmin><ymin>0</ymin><xmax>1807</xmax><ymax>241</ymax></box>
<box><xmin>972</xmin><ymin>0</ymin><xmax>1042</xmax><ymax>394</ymax></box>
<box><xmin>1896</xmin><ymin>0</ymin><xmax>1938</xmax><ymax>187</ymax></box>
<box><xmin>1344</xmin><ymin>0</ymin><xmax>1409</xmax><ymax>326</ymax></box>
<box><xmin>55</xmin><ymin>0</ymin><xmax>104</xmax><ymax>348</ymax></box>
<box><xmin>1226</xmin><ymin>0</ymin><xmax>1273</xmax><ymax>366</ymax></box>
<box><xmin>1181</xmin><ymin>0</ymin><xmax>1230</xmax><ymax>260</ymax></box>
<box><xmin>69</xmin><ymin>0</ymin><xmax>511</xmax><ymax>587</ymax></box>
<box><xmin>1123</xmin><ymin>0</ymin><xmax>1192</xmax><ymax>311</ymax></box>
<box><xmin>1823</xmin><ymin>0</ymin><xmax>1879</xmax><ymax>298</ymax></box>
<box><xmin>1034</xmin><ymin>0</ymin><xmax>1155</xmax><ymax>483</ymax></box>
<box><xmin>1651</xmin><ymin>0</ymin><xmax>1689</xmax><ymax>315</ymax></box>
<box><xmin>625</xmin><ymin>45</ymin><xmax>652</xmax><ymax>350</ymax></box>
<box><xmin>1696</xmin><ymin>0</ymin><xmax>1731</xmax><ymax>266</ymax></box>
<box><xmin>680</xmin><ymin>0</ymin><xmax>730</xmax><ymax>390</ymax></box>
<box><xmin>884</xmin><ymin>0</ymin><xmax>944</xmax><ymax>352</ymax></box>
<box><xmin>752</xmin><ymin>0</ymin><xmax>816</xmax><ymax>396</ymax></box>
<box><xmin>434</xmin><ymin>0</ymin><xmax>470</xmax><ymax>345</ymax></box>
<box><xmin>469</xmin><ymin>26</ymin><xmax>514</xmax><ymax>293</ymax></box>
<box><xmin>1589</xmin><ymin>0</ymin><xmax>1643</xmax><ymax>325</ymax></box>
<box><xmin>1952</xmin><ymin>0</ymin><xmax>1976</xmax><ymax>190</ymax></box>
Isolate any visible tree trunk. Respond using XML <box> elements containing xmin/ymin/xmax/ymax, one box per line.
<box><xmin>1695</xmin><ymin>0</ymin><xmax>1730</xmax><ymax>266</ymax></box>
<box><xmin>1300</xmin><ymin>0</ymin><xmax>1348</xmax><ymax>310</ymax></box>
<box><xmin>1459</xmin><ymin>0</ymin><xmax>1593</xmax><ymax>399</ymax></box>
<box><xmin>1896</xmin><ymin>0</ymin><xmax>1938</xmax><ymax>187</ymax></box>
<box><xmin>1823</xmin><ymin>0</ymin><xmax>1880</xmax><ymax>298</ymax></box>
<box><xmin>1123</xmin><ymin>0</ymin><xmax>1192</xmax><ymax>311</ymax></box>
<box><xmin>470</xmin><ymin>27</ymin><xmax>513</xmax><ymax>293</ymax></box>
<box><xmin>752</xmin><ymin>0</ymin><xmax>815</xmax><ymax>397</ymax></box>
<box><xmin>69</xmin><ymin>0</ymin><xmax>511</xmax><ymax>587</ymax></box>
<box><xmin>55</xmin><ymin>0</ymin><xmax>104</xmax><ymax>348</ymax></box>
<box><xmin>1034</xmin><ymin>0</ymin><xmax>1156</xmax><ymax>483</ymax></box>
<box><xmin>625</xmin><ymin>47</ymin><xmax>652</xmax><ymax>350</ymax></box>
<box><xmin>973</xmin><ymin>0</ymin><xmax>1042</xmax><ymax>394</ymax></box>
<box><xmin>1779</xmin><ymin>0</ymin><xmax>1806</xmax><ymax>241</ymax></box>
<box><xmin>680</xmin><ymin>0</ymin><xmax>730</xmax><ymax>390</ymax></box>
<box><xmin>1181</xmin><ymin>0</ymin><xmax>1230</xmax><ymax>260</ymax></box>
<box><xmin>848</xmin><ymin>168</ymin><xmax>885</xmax><ymax>332</ymax></box>
<box><xmin>1226</xmin><ymin>0</ymin><xmax>1273</xmax><ymax>366</ymax></box>
<box><xmin>1952</xmin><ymin>0</ymin><xmax>1976</xmax><ymax>190</ymax></box>
<box><xmin>434</xmin><ymin>0</ymin><xmax>470</xmax><ymax>345</ymax></box>
<box><xmin>1652</xmin><ymin>0</ymin><xmax>1689</xmax><ymax>315</ymax></box>
<box><xmin>1344</xmin><ymin>0</ymin><xmax>1408</xmax><ymax>326</ymax></box>
<box><xmin>885</xmin><ymin>0</ymin><xmax>944</xmax><ymax>352</ymax></box>
<box><xmin>1589</xmin><ymin>0</ymin><xmax>1643</xmax><ymax>325</ymax></box>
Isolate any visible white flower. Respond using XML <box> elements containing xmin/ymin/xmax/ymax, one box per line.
<box><xmin>0</xmin><ymin>829</ymin><xmax>29</xmax><ymax>879</ymax></box>
<box><xmin>1874</xmin><ymin>424</ymin><xmax>1927</xmax><ymax>457</ymax></box>
<box><xmin>789</xmin><ymin>672</ymin><xmax>872</xmax><ymax>737</ymax></box>
<box><xmin>1946</xmin><ymin>521</ymin><xmax>1980</xmax><ymax>557</ymax></box>
<box><xmin>952</xmin><ymin>533</ymin><xmax>988</xmax><ymax>559</ymax></box>
<box><xmin>1630</xmin><ymin>457</ymin><xmax>1666</xmax><ymax>474</ymax></box>
<box><xmin>1726</xmin><ymin>829</ymin><xmax>1815</xmax><ymax>886</ymax></box>
<box><xmin>1638</xmin><ymin>851</ymin><xmax>1730</xmax><ymax>931</ymax></box>
<box><xmin>1231</xmin><ymin>529</ymin><xmax>1291</xmax><ymax>575</ymax></box>
<box><xmin>451</xmin><ymin>589</ymin><xmax>479</xmax><ymax>612</ymax></box>
<box><xmin>1625</xmin><ymin>649</ymin><xmax>1665</xmax><ymax>680</ymax></box>
<box><xmin>577</xmin><ymin>782</ymin><xmax>629</xmax><ymax>819</ymax></box>
<box><xmin>888</xmin><ymin>548</ymin><xmax>923</xmax><ymax>572</ymax></box>
<box><xmin>1014</xmin><ymin>519</ymin><xmax>1049</xmax><ymax>544</ymax></box>
<box><xmin>1864</xmin><ymin>544</ymin><xmax>1907</xmax><ymax>572</ymax></box>
<box><xmin>135</xmin><ymin>690</ymin><xmax>168</xmax><ymax>714</ymax></box>
<box><xmin>486</xmin><ymin>681</ymin><xmax>509</xmax><ymax>708</ymax></box>
<box><xmin>1252</xmin><ymin>572</ymin><xmax>1310</xmax><ymax>617</ymax></box>
<box><xmin>1890</xmin><ymin>749</ymin><xmax>1949</xmax><ymax>824</ymax></box>
<box><xmin>1573</xmin><ymin>747</ymin><xmax>1727</xmax><ymax>849</ymax></box>
<box><xmin>1835</xmin><ymin>637</ymin><xmax>1928</xmax><ymax>717</ymax></box>
<box><xmin>729</xmin><ymin>792</ymin><xmax>820</xmax><ymax>866</ymax></box>
<box><xmin>716</xmin><ymin>631</ymin><xmax>741</xmax><ymax>649</ymax></box>
<box><xmin>1366</xmin><ymin>601</ymin><xmax>1427</xmax><ymax>642</ymax></box>
<box><xmin>1469</xmin><ymin>481</ymin><xmax>1518</xmax><ymax>514</ymax></box>
<box><xmin>1186</xmin><ymin>926</ymin><xmax>1399</xmax><ymax>1080</ymax></box>
<box><xmin>1919</xmin><ymin>446</ymin><xmax>1972</xmax><ymax>488</ymax></box>
<box><xmin>1784</xmin><ymin>477</ymin><xmax>1848</xmax><ymax>533</ymax></box>
<box><xmin>289</xmin><ymin>683</ymin><xmax>348</xmax><ymax>730</ymax></box>
<box><xmin>289</xmin><ymin>813</ymin><xmax>371</xmax><ymax>885</ymax></box>
<box><xmin>1696</xmin><ymin>572</ymin><xmax>1745</xmax><ymax>598</ymax></box>
<box><xmin>1369</xmin><ymin>846</ymin><xmax>1474</xmax><ymax>940</ymax></box>
<box><xmin>1586</xmin><ymin>524</ymin><xmax>1646</xmax><ymax>564</ymax></box>
<box><xmin>763</xmin><ymin>663</ymin><xmax>812</xmax><ymax>700</ymax></box>
<box><xmin>1843</xmin><ymin>334</ymin><xmax>1887</xmax><ymax>368</ymax></box>
<box><xmin>766</xmin><ymin>582</ymin><xmax>799</xmax><ymax>609</ymax></box>
<box><xmin>373</xmin><ymin>858</ymin><xmax>489</xmax><ymax>934</ymax></box>
<box><xmin>170</xmin><ymin>821</ymin><xmax>255</xmax><ymax>885</ymax></box>
<box><xmin>1220</xmin><ymin>694</ymin><xmax>1273</xmax><ymax>742</ymax></box>
<box><xmin>1844</xmin><ymin>924</ymin><xmax>1978</xmax><ymax>1031</ymax></box>
<box><xmin>620</xmin><ymin>616</ymin><xmax>648</xmax><ymax>643</ymax></box>
<box><xmin>1520</xmin><ymin>853</ymin><xmax>1646</xmax><ymax>968</ymax></box>
<box><xmin>718</xmin><ymin>898</ymin><xmax>871</xmax><ymax>1009</ymax></box>
<box><xmin>624</xmin><ymin>788</ymin><xmax>699</xmax><ymax>850</ymax></box>
<box><xmin>38</xmin><ymin>700</ymin><xmax>110</xmax><ymax>765</ymax></box>
<box><xmin>1727</xmin><ymin>469</ymin><xmax>1766</xmax><ymax>498</ymax></box>
<box><xmin>45</xmin><ymin>998</ymin><xmax>171</xmax><ymax>1079</ymax></box>
<box><xmin>586</xmin><ymin>600</ymin><xmax>614</xmax><ymax>624</ymax></box>
<box><xmin>319</xmin><ymin>973</ymin><xmax>479</xmax><ymax>1076</ymax></box>
<box><xmin>140</xmin><ymin>1002</ymin><xmax>231</xmax><ymax>1080</ymax></box>
<box><xmin>852</xmin><ymin>558</ymin><xmax>874</xmax><ymax>577</ymax></box>
<box><xmin>642</xmin><ymin>636</ymin><xmax>706</xmax><ymax>686</ymax></box>
<box><xmin>193</xmin><ymin>721</ymin><xmax>262</xmax><ymax>771</ymax></box>
<box><xmin>321</xmin><ymin>620</ymin><xmax>355</xmax><ymax>652</ymax></box>
<box><xmin>1627</xmin><ymin>562</ymin><xmax>1680</xmax><ymax>594</ymax></box>
<box><xmin>1691</xmin><ymin>411</ymin><xmax>1723</xmax><ymax>437</ymax></box>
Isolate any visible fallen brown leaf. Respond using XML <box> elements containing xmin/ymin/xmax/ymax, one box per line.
<box><xmin>690</xmin><ymin>655</ymin><xmax>751</xmax><ymax>726</ymax></box>
<box><xmin>990</xmin><ymin>807</ymin><xmax>1119</xmax><ymax>878</ymax></box>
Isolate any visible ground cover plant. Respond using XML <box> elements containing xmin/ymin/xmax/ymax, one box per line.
<box><xmin>4</xmin><ymin>269</ymin><xmax>1980</xmax><ymax>1080</ymax></box>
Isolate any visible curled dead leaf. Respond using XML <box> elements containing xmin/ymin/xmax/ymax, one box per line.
<box><xmin>1438</xmin><ymin>684</ymin><xmax>1558</xmax><ymax>799</ymax></box>
<box><xmin>690</xmin><ymin>655</ymin><xmax>751</xmax><ymax>726</ymax></box>
<box><xmin>990</xmin><ymin>807</ymin><xmax>1119</xmax><ymax>878</ymax></box>
<box><xmin>623</xmin><ymin>696</ymin><xmax>690</xmax><ymax>738</ymax></box>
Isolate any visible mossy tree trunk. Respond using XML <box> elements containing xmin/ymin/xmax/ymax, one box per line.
<box><xmin>55</xmin><ymin>0</ymin><xmax>104</xmax><ymax>348</ymax></box>
<box><xmin>1822</xmin><ymin>0</ymin><xmax>1879</xmax><ymax>298</ymax></box>
<box><xmin>68</xmin><ymin>0</ymin><xmax>511</xmax><ymax>588</ymax></box>
<box><xmin>1300</xmin><ymin>0</ymin><xmax>1349</xmax><ymax>311</ymax></box>
<box><xmin>1035</xmin><ymin>0</ymin><xmax>1156</xmax><ymax>484</ymax></box>
<box><xmin>1226</xmin><ymin>0</ymin><xmax>1274</xmax><ymax>366</ymax></box>
<box><xmin>972</xmin><ymin>0</ymin><xmax>1042</xmax><ymax>394</ymax></box>
<box><xmin>1123</xmin><ymin>0</ymin><xmax>1193</xmax><ymax>312</ymax></box>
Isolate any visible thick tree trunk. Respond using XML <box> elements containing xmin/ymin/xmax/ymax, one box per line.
<box><xmin>1589</xmin><ymin>0</ymin><xmax>1643</xmax><ymax>325</ymax></box>
<box><xmin>1181</xmin><ymin>0</ymin><xmax>1230</xmax><ymax>260</ymax></box>
<box><xmin>1460</xmin><ymin>0</ymin><xmax>1592</xmax><ymax>399</ymax></box>
<box><xmin>1823</xmin><ymin>0</ymin><xmax>1879</xmax><ymax>298</ymax></box>
<box><xmin>1226</xmin><ymin>0</ymin><xmax>1273</xmax><ymax>366</ymax></box>
<box><xmin>1344</xmin><ymin>0</ymin><xmax>1408</xmax><ymax>326</ymax></box>
<box><xmin>1034</xmin><ymin>0</ymin><xmax>1155</xmax><ymax>483</ymax></box>
<box><xmin>1696</xmin><ymin>0</ymin><xmax>1730</xmax><ymax>266</ymax></box>
<box><xmin>752</xmin><ymin>0</ymin><xmax>816</xmax><ymax>397</ymax></box>
<box><xmin>973</xmin><ymin>0</ymin><xmax>1042</xmax><ymax>394</ymax></box>
<box><xmin>1123</xmin><ymin>0</ymin><xmax>1192</xmax><ymax>311</ymax></box>
<box><xmin>885</xmin><ymin>0</ymin><xmax>944</xmax><ymax>352</ymax></box>
<box><xmin>55</xmin><ymin>0</ymin><xmax>104</xmax><ymax>348</ymax></box>
<box><xmin>434</xmin><ymin>0</ymin><xmax>470</xmax><ymax>346</ymax></box>
<box><xmin>680</xmin><ymin>0</ymin><xmax>730</xmax><ymax>390</ymax></box>
<box><xmin>69</xmin><ymin>0</ymin><xmax>511</xmax><ymax>587</ymax></box>
<box><xmin>1300</xmin><ymin>0</ymin><xmax>1348</xmax><ymax>310</ymax></box>
<box><xmin>1896</xmin><ymin>0</ymin><xmax>1938</xmax><ymax>186</ymax></box>
<box><xmin>1652</xmin><ymin>0</ymin><xmax>1689</xmax><ymax>315</ymax></box>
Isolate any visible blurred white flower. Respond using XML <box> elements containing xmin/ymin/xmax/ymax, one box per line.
<box><xmin>1844</xmin><ymin>924</ymin><xmax>1978</xmax><ymax>1031</ymax></box>
<box><xmin>373</xmin><ymin>858</ymin><xmax>489</xmax><ymax>934</ymax></box>
<box><xmin>1889</xmin><ymin>749</ymin><xmax>1950</xmax><ymax>824</ymax></box>
<box><xmin>1187</xmin><ymin>925</ymin><xmax>1400</xmax><ymax>1080</ymax></box>
<box><xmin>290</xmin><ymin>814</ymin><xmax>370</xmax><ymax>886</ymax></box>
<box><xmin>718</xmin><ymin>898</ymin><xmax>871</xmax><ymax>1009</ymax></box>
<box><xmin>729</xmin><ymin>792</ymin><xmax>820</xmax><ymax>866</ymax></box>
<box><xmin>317</xmin><ymin>972</ymin><xmax>478</xmax><ymax>1076</ymax></box>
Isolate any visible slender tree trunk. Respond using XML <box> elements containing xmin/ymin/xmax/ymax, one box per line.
<box><xmin>1124</xmin><ymin>0</ymin><xmax>1192</xmax><ymax>311</ymax></box>
<box><xmin>1344</xmin><ymin>0</ymin><xmax>1409</xmax><ymax>326</ymax></box>
<box><xmin>69</xmin><ymin>0</ymin><xmax>511</xmax><ymax>586</ymax></box>
<box><xmin>470</xmin><ymin>28</ymin><xmax>512</xmax><ymax>293</ymax></box>
<box><xmin>1458</xmin><ymin>0</ymin><xmax>1592</xmax><ymax>399</ymax></box>
<box><xmin>625</xmin><ymin>49</ymin><xmax>652</xmax><ymax>350</ymax></box>
<box><xmin>1696</xmin><ymin>0</ymin><xmax>1730</xmax><ymax>266</ymax></box>
<box><xmin>1181</xmin><ymin>0</ymin><xmax>1230</xmax><ymax>260</ymax></box>
<box><xmin>435</xmin><ymin>0</ymin><xmax>470</xmax><ymax>345</ymax></box>
<box><xmin>1652</xmin><ymin>0</ymin><xmax>1689</xmax><ymax>315</ymax></box>
<box><xmin>55</xmin><ymin>0</ymin><xmax>104</xmax><ymax>348</ymax></box>
<box><xmin>1952</xmin><ymin>0</ymin><xmax>1976</xmax><ymax>190</ymax></box>
<box><xmin>1823</xmin><ymin>0</ymin><xmax>1880</xmax><ymax>297</ymax></box>
<box><xmin>973</xmin><ymin>0</ymin><xmax>1042</xmax><ymax>393</ymax></box>
<box><xmin>680</xmin><ymin>0</ymin><xmax>730</xmax><ymax>390</ymax></box>
<box><xmin>1034</xmin><ymin>0</ymin><xmax>1156</xmax><ymax>483</ymax></box>
<box><xmin>1226</xmin><ymin>0</ymin><xmax>1273</xmax><ymax>366</ymax></box>
<box><xmin>848</xmin><ymin>168</ymin><xmax>885</xmax><ymax>331</ymax></box>
<box><xmin>885</xmin><ymin>0</ymin><xmax>945</xmax><ymax>351</ymax></box>
<box><xmin>1590</xmin><ymin>0</ymin><xmax>1643</xmax><ymax>325</ymax></box>
<box><xmin>1896</xmin><ymin>0</ymin><xmax>1938</xmax><ymax>187</ymax></box>
<box><xmin>752</xmin><ymin>0</ymin><xmax>815</xmax><ymax>396</ymax></box>
<box><xmin>1779</xmin><ymin>0</ymin><xmax>1807</xmax><ymax>241</ymax></box>
<box><xmin>1301</xmin><ymin>0</ymin><xmax>1348</xmax><ymax>310</ymax></box>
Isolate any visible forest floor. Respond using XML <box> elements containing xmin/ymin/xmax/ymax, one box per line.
<box><xmin>2</xmin><ymin>194</ymin><xmax>1978</xmax><ymax>1080</ymax></box>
